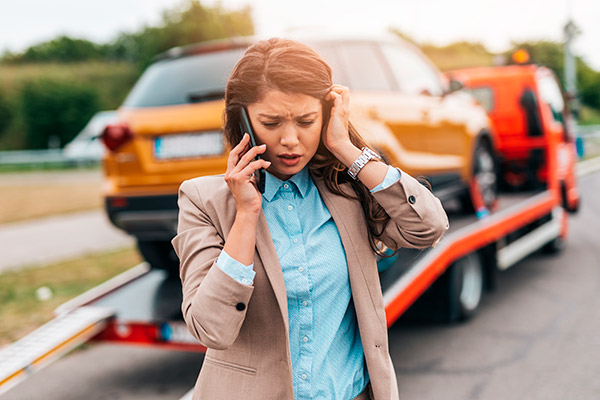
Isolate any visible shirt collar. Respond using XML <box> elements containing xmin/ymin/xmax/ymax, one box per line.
<box><xmin>262</xmin><ymin>166</ymin><xmax>311</xmax><ymax>202</ymax></box>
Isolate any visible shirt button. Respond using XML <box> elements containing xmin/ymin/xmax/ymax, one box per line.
<box><xmin>408</xmin><ymin>195</ymin><xmax>416</xmax><ymax>204</ymax></box>
<box><xmin>301</xmin><ymin>373</ymin><xmax>307</xmax><ymax>380</ymax></box>
<box><xmin>298</xmin><ymin>266</ymin><xmax>304</xmax><ymax>272</ymax></box>
<box><xmin>283</xmin><ymin>183</ymin><xmax>289</xmax><ymax>189</ymax></box>
<box><xmin>302</xmin><ymin>300</ymin><xmax>308</xmax><ymax>306</ymax></box>
<box><xmin>241</xmin><ymin>278</ymin><xmax>248</xmax><ymax>284</ymax></box>
<box><xmin>287</xmin><ymin>205</ymin><xmax>293</xmax><ymax>211</ymax></box>
<box><xmin>303</xmin><ymin>336</ymin><xmax>309</xmax><ymax>342</ymax></box>
<box><xmin>293</xmin><ymin>238</ymin><xmax>299</xmax><ymax>244</ymax></box>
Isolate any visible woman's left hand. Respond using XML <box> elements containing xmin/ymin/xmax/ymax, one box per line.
<box><xmin>323</xmin><ymin>84</ymin><xmax>353</xmax><ymax>157</ymax></box>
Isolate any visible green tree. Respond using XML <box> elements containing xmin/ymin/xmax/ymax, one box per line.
<box><xmin>20</xmin><ymin>79</ymin><xmax>99</xmax><ymax>149</ymax></box>
<box><xmin>16</xmin><ymin>36</ymin><xmax>104</xmax><ymax>63</ymax></box>
<box><xmin>506</xmin><ymin>41</ymin><xmax>564</xmax><ymax>80</ymax></box>
<box><xmin>104</xmin><ymin>0</ymin><xmax>254</xmax><ymax>67</ymax></box>
<box><xmin>506</xmin><ymin>40</ymin><xmax>600</xmax><ymax>110</ymax></box>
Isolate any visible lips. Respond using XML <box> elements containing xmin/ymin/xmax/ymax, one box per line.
<box><xmin>278</xmin><ymin>153</ymin><xmax>301</xmax><ymax>166</ymax></box>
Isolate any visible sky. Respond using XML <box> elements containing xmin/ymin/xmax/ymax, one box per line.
<box><xmin>1</xmin><ymin>0</ymin><xmax>598</xmax><ymax>70</ymax></box>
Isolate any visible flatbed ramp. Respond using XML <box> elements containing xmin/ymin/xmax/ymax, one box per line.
<box><xmin>0</xmin><ymin>306</ymin><xmax>114</xmax><ymax>395</ymax></box>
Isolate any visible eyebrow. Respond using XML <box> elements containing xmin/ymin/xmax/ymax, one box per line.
<box><xmin>258</xmin><ymin>111</ymin><xmax>318</xmax><ymax>119</ymax></box>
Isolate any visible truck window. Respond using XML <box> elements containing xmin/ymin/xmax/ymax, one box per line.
<box><xmin>380</xmin><ymin>43</ymin><xmax>443</xmax><ymax>96</ymax></box>
<box><xmin>467</xmin><ymin>86</ymin><xmax>494</xmax><ymax>112</ymax></box>
<box><xmin>537</xmin><ymin>76</ymin><xmax>566</xmax><ymax>124</ymax></box>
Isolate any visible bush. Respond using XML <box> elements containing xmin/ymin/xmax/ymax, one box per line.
<box><xmin>20</xmin><ymin>79</ymin><xmax>100</xmax><ymax>149</ymax></box>
<box><xmin>0</xmin><ymin>90</ymin><xmax>13</xmax><ymax>138</ymax></box>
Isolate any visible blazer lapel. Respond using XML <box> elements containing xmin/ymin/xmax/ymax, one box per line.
<box><xmin>255</xmin><ymin>210</ymin><xmax>290</xmax><ymax>335</ymax></box>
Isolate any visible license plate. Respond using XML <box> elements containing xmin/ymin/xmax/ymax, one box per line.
<box><xmin>160</xmin><ymin>322</ymin><xmax>200</xmax><ymax>344</ymax></box>
<box><xmin>154</xmin><ymin>131</ymin><xmax>224</xmax><ymax>160</ymax></box>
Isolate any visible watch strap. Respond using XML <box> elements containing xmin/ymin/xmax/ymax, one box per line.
<box><xmin>347</xmin><ymin>147</ymin><xmax>381</xmax><ymax>180</ymax></box>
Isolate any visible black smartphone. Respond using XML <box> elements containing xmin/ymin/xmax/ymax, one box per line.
<box><xmin>239</xmin><ymin>107</ymin><xmax>266</xmax><ymax>194</ymax></box>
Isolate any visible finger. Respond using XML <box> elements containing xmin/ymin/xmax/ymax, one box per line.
<box><xmin>232</xmin><ymin>143</ymin><xmax>267</xmax><ymax>174</ymax></box>
<box><xmin>330</xmin><ymin>84</ymin><xmax>348</xmax><ymax>94</ymax></box>
<box><xmin>339</xmin><ymin>87</ymin><xmax>350</xmax><ymax>110</ymax></box>
<box><xmin>330</xmin><ymin>85</ymin><xmax>349</xmax><ymax>108</ymax></box>
<box><xmin>240</xmin><ymin>159</ymin><xmax>271</xmax><ymax>178</ymax></box>
<box><xmin>227</xmin><ymin>133</ymin><xmax>250</xmax><ymax>171</ymax></box>
<box><xmin>329</xmin><ymin>90</ymin><xmax>343</xmax><ymax>109</ymax></box>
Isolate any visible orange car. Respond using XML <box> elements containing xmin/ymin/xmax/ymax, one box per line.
<box><xmin>102</xmin><ymin>35</ymin><xmax>496</xmax><ymax>273</ymax></box>
<box><xmin>450</xmin><ymin>64</ymin><xmax>580</xmax><ymax>213</ymax></box>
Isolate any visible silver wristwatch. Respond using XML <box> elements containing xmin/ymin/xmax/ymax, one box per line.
<box><xmin>347</xmin><ymin>147</ymin><xmax>382</xmax><ymax>180</ymax></box>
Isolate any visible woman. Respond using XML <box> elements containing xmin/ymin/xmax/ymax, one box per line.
<box><xmin>171</xmin><ymin>38</ymin><xmax>449</xmax><ymax>400</ymax></box>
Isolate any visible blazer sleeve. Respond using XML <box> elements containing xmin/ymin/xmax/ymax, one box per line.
<box><xmin>370</xmin><ymin>168</ymin><xmax>449</xmax><ymax>250</ymax></box>
<box><xmin>171</xmin><ymin>179</ymin><xmax>254</xmax><ymax>350</ymax></box>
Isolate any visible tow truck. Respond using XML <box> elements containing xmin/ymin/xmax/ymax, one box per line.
<box><xmin>0</xmin><ymin>64</ymin><xmax>590</xmax><ymax>398</ymax></box>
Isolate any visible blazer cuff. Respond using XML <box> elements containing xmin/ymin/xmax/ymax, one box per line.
<box><xmin>370</xmin><ymin>166</ymin><xmax>402</xmax><ymax>193</ymax></box>
<box><xmin>216</xmin><ymin>250</ymin><xmax>256</xmax><ymax>285</ymax></box>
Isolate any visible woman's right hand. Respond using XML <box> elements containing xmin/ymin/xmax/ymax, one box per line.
<box><xmin>224</xmin><ymin>133</ymin><xmax>271</xmax><ymax>216</ymax></box>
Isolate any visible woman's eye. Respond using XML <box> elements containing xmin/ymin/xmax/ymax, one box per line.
<box><xmin>298</xmin><ymin>120</ymin><xmax>315</xmax><ymax>126</ymax></box>
<box><xmin>261</xmin><ymin>121</ymin><xmax>280</xmax><ymax>128</ymax></box>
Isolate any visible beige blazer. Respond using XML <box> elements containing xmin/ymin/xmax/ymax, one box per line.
<box><xmin>171</xmin><ymin>168</ymin><xmax>449</xmax><ymax>400</ymax></box>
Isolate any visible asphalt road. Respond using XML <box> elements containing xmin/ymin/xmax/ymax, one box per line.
<box><xmin>3</xmin><ymin>171</ymin><xmax>600</xmax><ymax>400</ymax></box>
<box><xmin>0</xmin><ymin>169</ymin><xmax>134</xmax><ymax>272</ymax></box>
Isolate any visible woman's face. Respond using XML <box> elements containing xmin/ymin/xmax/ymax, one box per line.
<box><xmin>247</xmin><ymin>89</ymin><xmax>323</xmax><ymax>181</ymax></box>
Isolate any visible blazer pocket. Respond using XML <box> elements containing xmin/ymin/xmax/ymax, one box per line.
<box><xmin>204</xmin><ymin>355</ymin><xmax>257</xmax><ymax>376</ymax></box>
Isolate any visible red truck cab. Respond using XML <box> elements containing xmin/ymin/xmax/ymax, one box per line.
<box><xmin>449</xmin><ymin>64</ymin><xmax>580</xmax><ymax>213</ymax></box>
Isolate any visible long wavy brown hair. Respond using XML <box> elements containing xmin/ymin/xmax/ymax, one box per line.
<box><xmin>223</xmin><ymin>37</ymin><xmax>392</xmax><ymax>257</ymax></box>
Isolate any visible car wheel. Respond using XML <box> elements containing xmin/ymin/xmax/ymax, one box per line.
<box><xmin>137</xmin><ymin>240</ymin><xmax>180</xmax><ymax>276</ymax></box>
<box><xmin>461</xmin><ymin>139</ymin><xmax>497</xmax><ymax>213</ymax></box>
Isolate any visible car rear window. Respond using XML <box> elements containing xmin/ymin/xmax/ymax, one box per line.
<box><xmin>123</xmin><ymin>48</ymin><xmax>246</xmax><ymax>108</ymax></box>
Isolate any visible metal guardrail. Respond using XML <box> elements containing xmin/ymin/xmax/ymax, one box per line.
<box><xmin>576</xmin><ymin>124</ymin><xmax>600</xmax><ymax>136</ymax></box>
<box><xmin>0</xmin><ymin>149</ymin><xmax>99</xmax><ymax>168</ymax></box>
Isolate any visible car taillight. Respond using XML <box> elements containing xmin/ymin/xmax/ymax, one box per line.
<box><xmin>101</xmin><ymin>123</ymin><xmax>133</xmax><ymax>152</ymax></box>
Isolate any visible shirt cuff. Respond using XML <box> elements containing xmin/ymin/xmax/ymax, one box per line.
<box><xmin>370</xmin><ymin>166</ymin><xmax>402</xmax><ymax>193</ymax></box>
<box><xmin>216</xmin><ymin>250</ymin><xmax>256</xmax><ymax>285</ymax></box>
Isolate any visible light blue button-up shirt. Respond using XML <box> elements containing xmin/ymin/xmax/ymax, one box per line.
<box><xmin>217</xmin><ymin>165</ymin><xmax>401</xmax><ymax>399</ymax></box>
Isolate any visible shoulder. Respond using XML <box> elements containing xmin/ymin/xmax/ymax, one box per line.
<box><xmin>179</xmin><ymin>174</ymin><xmax>231</xmax><ymax>205</ymax></box>
<box><xmin>180</xmin><ymin>174</ymin><xmax>226</xmax><ymax>194</ymax></box>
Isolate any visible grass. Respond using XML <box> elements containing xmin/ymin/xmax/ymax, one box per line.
<box><xmin>579</xmin><ymin>106</ymin><xmax>600</xmax><ymax>125</ymax></box>
<box><xmin>0</xmin><ymin>246</ymin><xmax>143</xmax><ymax>347</ymax></box>
<box><xmin>0</xmin><ymin>168</ymin><xmax>103</xmax><ymax>224</ymax></box>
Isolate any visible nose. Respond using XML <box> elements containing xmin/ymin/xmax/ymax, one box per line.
<box><xmin>280</xmin><ymin>123</ymin><xmax>300</xmax><ymax>148</ymax></box>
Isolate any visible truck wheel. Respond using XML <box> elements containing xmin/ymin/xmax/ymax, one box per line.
<box><xmin>137</xmin><ymin>240</ymin><xmax>180</xmax><ymax>277</ymax></box>
<box><xmin>403</xmin><ymin>252</ymin><xmax>485</xmax><ymax>323</ymax></box>
<box><xmin>448</xmin><ymin>253</ymin><xmax>484</xmax><ymax>321</ymax></box>
<box><xmin>461</xmin><ymin>139</ymin><xmax>497</xmax><ymax>213</ymax></box>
